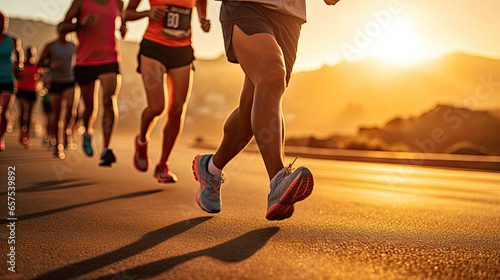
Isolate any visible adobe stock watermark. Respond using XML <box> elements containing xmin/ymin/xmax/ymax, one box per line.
<box><xmin>340</xmin><ymin>0</ymin><xmax>410</xmax><ymax>62</ymax></box>
<box><xmin>384</xmin><ymin>74</ymin><xmax>500</xmax><ymax>184</ymax></box>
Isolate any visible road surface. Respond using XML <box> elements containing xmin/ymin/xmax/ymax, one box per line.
<box><xmin>0</xmin><ymin>134</ymin><xmax>499</xmax><ymax>279</ymax></box>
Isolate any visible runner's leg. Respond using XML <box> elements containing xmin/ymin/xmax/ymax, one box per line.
<box><xmin>158</xmin><ymin>64</ymin><xmax>192</xmax><ymax>164</ymax></box>
<box><xmin>138</xmin><ymin>55</ymin><xmax>167</xmax><ymax>143</ymax></box>
<box><xmin>212</xmin><ymin>76</ymin><xmax>254</xmax><ymax>169</ymax></box>
<box><xmin>230</xmin><ymin>25</ymin><xmax>287</xmax><ymax>179</ymax></box>
<box><xmin>99</xmin><ymin>72</ymin><xmax>120</xmax><ymax>149</ymax></box>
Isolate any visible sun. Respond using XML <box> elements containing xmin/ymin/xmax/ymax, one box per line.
<box><xmin>371</xmin><ymin>18</ymin><xmax>426</xmax><ymax>65</ymax></box>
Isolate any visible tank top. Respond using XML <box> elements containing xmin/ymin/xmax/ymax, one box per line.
<box><xmin>17</xmin><ymin>64</ymin><xmax>39</xmax><ymax>92</ymax></box>
<box><xmin>143</xmin><ymin>0</ymin><xmax>197</xmax><ymax>47</ymax></box>
<box><xmin>0</xmin><ymin>35</ymin><xmax>14</xmax><ymax>84</ymax></box>
<box><xmin>76</xmin><ymin>0</ymin><xmax>120</xmax><ymax>66</ymax></box>
<box><xmin>50</xmin><ymin>41</ymin><xmax>75</xmax><ymax>83</ymax></box>
<box><xmin>218</xmin><ymin>0</ymin><xmax>306</xmax><ymax>22</ymax></box>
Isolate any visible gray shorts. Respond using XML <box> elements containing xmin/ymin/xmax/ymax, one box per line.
<box><xmin>220</xmin><ymin>1</ymin><xmax>304</xmax><ymax>85</ymax></box>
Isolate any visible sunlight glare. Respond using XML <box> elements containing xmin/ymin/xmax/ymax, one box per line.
<box><xmin>372</xmin><ymin>18</ymin><xmax>426</xmax><ymax>65</ymax></box>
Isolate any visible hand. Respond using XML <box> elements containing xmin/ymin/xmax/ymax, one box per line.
<box><xmin>200</xmin><ymin>18</ymin><xmax>211</xmax><ymax>32</ymax></box>
<box><xmin>148</xmin><ymin>7</ymin><xmax>168</xmax><ymax>21</ymax></box>
<box><xmin>324</xmin><ymin>0</ymin><xmax>340</xmax><ymax>5</ymax></box>
<box><xmin>120</xmin><ymin>24</ymin><xmax>127</xmax><ymax>38</ymax></box>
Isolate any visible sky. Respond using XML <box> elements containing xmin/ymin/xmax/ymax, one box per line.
<box><xmin>1</xmin><ymin>0</ymin><xmax>500</xmax><ymax>71</ymax></box>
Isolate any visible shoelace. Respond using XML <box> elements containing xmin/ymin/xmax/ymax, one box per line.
<box><xmin>209</xmin><ymin>176</ymin><xmax>225</xmax><ymax>196</ymax></box>
<box><xmin>284</xmin><ymin>155</ymin><xmax>299</xmax><ymax>176</ymax></box>
<box><xmin>274</xmin><ymin>156</ymin><xmax>299</xmax><ymax>187</ymax></box>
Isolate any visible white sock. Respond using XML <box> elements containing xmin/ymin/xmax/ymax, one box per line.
<box><xmin>208</xmin><ymin>156</ymin><xmax>223</xmax><ymax>177</ymax></box>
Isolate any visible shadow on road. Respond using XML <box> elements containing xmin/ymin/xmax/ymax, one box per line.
<box><xmin>94</xmin><ymin>227</ymin><xmax>280</xmax><ymax>280</ymax></box>
<box><xmin>1</xmin><ymin>189</ymin><xmax>163</xmax><ymax>225</ymax></box>
<box><xmin>0</xmin><ymin>179</ymin><xmax>97</xmax><ymax>196</ymax></box>
<box><xmin>31</xmin><ymin>217</ymin><xmax>213</xmax><ymax>280</ymax></box>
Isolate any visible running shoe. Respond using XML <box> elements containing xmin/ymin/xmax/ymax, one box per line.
<box><xmin>83</xmin><ymin>132</ymin><xmax>93</xmax><ymax>156</ymax></box>
<box><xmin>266</xmin><ymin>156</ymin><xmax>314</xmax><ymax>221</ymax></box>
<box><xmin>133</xmin><ymin>134</ymin><xmax>150</xmax><ymax>172</ymax></box>
<box><xmin>42</xmin><ymin>134</ymin><xmax>51</xmax><ymax>148</ymax></box>
<box><xmin>19</xmin><ymin>132</ymin><xmax>31</xmax><ymax>149</ymax></box>
<box><xmin>99</xmin><ymin>148</ymin><xmax>116</xmax><ymax>167</ymax></box>
<box><xmin>154</xmin><ymin>163</ymin><xmax>178</xmax><ymax>183</ymax></box>
<box><xmin>192</xmin><ymin>154</ymin><xmax>223</xmax><ymax>213</ymax></box>
<box><xmin>19</xmin><ymin>131</ymin><xmax>25</xmax><ymax>144</ymax></box>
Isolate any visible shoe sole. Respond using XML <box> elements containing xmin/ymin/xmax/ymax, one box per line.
<box><xmin>266</xmin><ymin>170</ymin><xmax>314</xmax><ymax>221</ymax></box>
<box><xmin>156</xmin><ymin>177</ymin><xmax>176</xmax><ymax>183</ymax></box>
<box><xmin>99</xmin><ymin>153</ymin><xmax>116</xmax><ymax>167</ymax></box>
<box><xmin>99</xmin><ymin>161</ymin><xmax>115</xmax><ymax>167</ymax></box>
<box><xmin>192</xmin><ymin>155</ymin><xmax>220</xmax><ymax>214</ymax></box>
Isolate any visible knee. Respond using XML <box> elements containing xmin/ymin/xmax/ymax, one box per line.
<box><xmin>255</xmin><ymin>63</ymin><xmax>286</xmax><ymax>95</ymax></box>
<box><xmin>167</xmin><ymin>103</ymin><xmax>185</xmax><ymax>120</ymax></box>
<box><xmin>102</xmin><ymin>95</ymin><xmax>117</xmax><ymax>110</ymax></box>
<box><xmin>149</xmin><ymin>103</ymin><xmax>165</xmax><ymax>117</ymax></box>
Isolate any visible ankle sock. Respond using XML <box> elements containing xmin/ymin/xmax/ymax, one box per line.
<box><xmin>208</xmin><ymin>156</ymin><xmax>223</xmax><ymax>176</ymax></box>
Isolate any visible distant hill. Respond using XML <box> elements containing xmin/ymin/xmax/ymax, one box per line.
<box><xmin>284</xmin><ymin>53</ymin><xmax>500</xmax><ymax>137</ymax></box>
<box><xmin>288</xmin><ymin>104</ymin><xmax>500</xmax><ymax>156</ymax></box>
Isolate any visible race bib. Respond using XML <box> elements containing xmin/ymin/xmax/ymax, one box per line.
<box><xmin>162</xmin><ymin>5</ymin><xmax>192</xmax><ymax>40</ymax></box>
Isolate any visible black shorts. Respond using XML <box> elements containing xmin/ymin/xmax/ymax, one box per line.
<box><xmin>74</xmin><ymin>62</ymin><xmax>120</xmax><ymax>86</ymax></box>
<box><xmin>49</xmin><ymin>82</ymin><xmax>75</xmax><ymax>95</ymax></box>
<box><xmin>17</xmin><ymin>89</ymin><xmax>37</xmax><ymax>102</ymax></box>
<box><xmin>137</xmin><ymin>39</ymin><xmax>195</xmax><ymax>73</ymax></box>
<box><xmin>0</xmin><ymin>83</ymin><xmax>14</xmax><ymax>93</ymax></box>
<box><xmin>220</xmin><ymin>1</ymin><xmax>303</xmax><ymax>85</ymax></box>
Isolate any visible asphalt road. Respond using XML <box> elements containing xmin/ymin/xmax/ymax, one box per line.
<box><xmin>0</xmin><ymin>133</ymin><xmax>499</xmax><ymax>280</ymax></box>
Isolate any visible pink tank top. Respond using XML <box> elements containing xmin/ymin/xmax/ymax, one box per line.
<box><xmin>76</xmin><ymin>0</ymin><xmax>120</xmax><ymax>66</ymax></box>
<box><xmin>144</xmin><ymin>0</ymin><xmax>196</xmax><ymax>47</ymax></box>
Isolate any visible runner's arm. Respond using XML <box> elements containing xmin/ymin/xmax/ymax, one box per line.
<box><xmin>37</xmin><ymin>42</ymin><xmax>52</xmax><ymax>68</ymax></box>
<box><xmin>324</xmin><ymin>0</ymin><xmax>340</xmax><ymax>5</ymax></box>
<box><xmin>12</xmin><ymin>35</ymin><xmax>24</xmax><ymax>71</ymax></box>
<box><xmin>60</xmin><ymin>0</ymin><xmax>89</xmax><ymax>33</ymax></box>
<box><xmin>124</xmin><ymin>0</ymin><xmax>149</xmax><ymax>21</ymax></box>
<box><xmin>116</xmin><ymin>0</ymin><xmax>127</xmax><ymax>38</ymax></box>
<box><xmin>196</xmin><ymin>0</ymin><xmax>210</xmax><ymax>32</ymax></box>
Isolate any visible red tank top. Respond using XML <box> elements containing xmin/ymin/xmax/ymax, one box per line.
<box><xmin>76</xmin><ymin>0</ymin><xmax>120</xmax><ymax>65</ymax></box>
<box><xmin>143</xmin><ymin>0</ymin><xmax>197</xmax><ymax>47</ymax></box>
<box><xmin>17</xmin><ymin>64</ymin><xmax>39</xmax><ymax>91</ymax></box>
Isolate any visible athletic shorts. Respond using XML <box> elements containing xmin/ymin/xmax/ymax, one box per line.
<box><xmin>220</xmin><ymin>1</ymin><xmax>303</xmax><ymax>85</ymax></box>
<box><xmin>17</xmin><ymin>89</ymin><xmax>37</xmax><ymax>102</ymax></box>
<box><xmin>0</xmin><ymin>83</ymin><xmax>14</xmax><ymax>93</ymax></box>
<box><xmin>74</xmin><ymin>62</ymin><xmax>120</xmax><ymax>86</ymax></box>
<box><xmin>137</xmin><ymin>39</ymin><xmax>195</xmax><ymax>73</ymax></box>
<box><xmin>49</xmin><ymin>82</ymin><xmax>75</xmax><ymax>95</ymax></box>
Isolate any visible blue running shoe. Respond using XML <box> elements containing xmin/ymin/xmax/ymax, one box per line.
<box><xmin>266</xmin><ymin>156</ymin><xmax>314</xmax><ymax>221</ymax></box>
<box><xmin>192</xmin><ymin>154</ymin><xmax>224</xmax><ymax>213</ymax></box>
<box><xmin>83</xmin><ymin>132</ymin><xmax>93</xmax><ymax>156</ymax></box>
